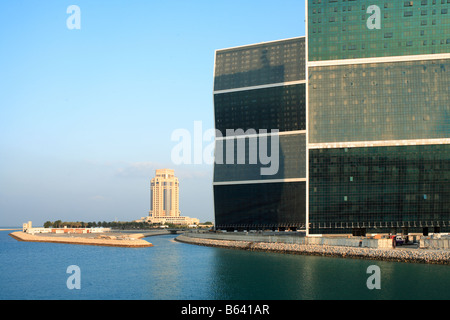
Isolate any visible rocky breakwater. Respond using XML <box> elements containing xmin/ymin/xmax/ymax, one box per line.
<box><xmin>9</xmin><ymin>232</ymin><xmax>153</xmax><ymax>248</ymax></box>
<box><xmin>176</xmin><ymin>235</ymin><xmax>450</xmax><ymax>265</ymax></box>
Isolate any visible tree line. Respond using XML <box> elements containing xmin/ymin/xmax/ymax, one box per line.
<box><xmin>43</xmin><ymin>220</ymin><xmax>213</xmax><ymax>230</ymax></box>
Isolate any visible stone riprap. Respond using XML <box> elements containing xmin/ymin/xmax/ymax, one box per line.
<box><xmin>176</xmin><ymin>234</ymin><xmax>450</xmax><ymax>265</ymax></box>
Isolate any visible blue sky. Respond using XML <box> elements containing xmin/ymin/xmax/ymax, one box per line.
<box><xmin>0</xmin><ymin>1</ymin><xmax>306</xmax><ymax>226</ymax></box>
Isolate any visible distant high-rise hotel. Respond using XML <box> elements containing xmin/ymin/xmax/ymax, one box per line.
<box><xmin>150</xmin><ymin>169</ymin><xmax>180</xmax><ymax>218</ymax></box>
<box><xmin>212</xmin><ymin>0</ymin><xmax>450</xmax><ymax>235</ymax></box>
<box><xmin>137</xmin><ymin>169</ymin><xmax>199</xmax><ymax>226</ymax></box>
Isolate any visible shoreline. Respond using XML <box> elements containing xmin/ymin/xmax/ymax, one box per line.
<box><xmin>175</xmin><ymin>234</ymin><xmax>450</xmax><ymax>265</ymax></box>
<box><xmin>9</xmin><ymin>232</ymin><xmax>153</xmax><ymax>248</ymax></box>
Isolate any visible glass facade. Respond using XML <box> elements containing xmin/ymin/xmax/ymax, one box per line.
<box><xmin>214</xmin><ymin>182</ymin><xmax>306</xmax><ymax>230</ymax></box>
<box><xmin>309</xmin><ymin>59</ymin><xmax>450</xmax><ymax>144</ymax></box>
<box><xmin>214</xmin><ymin>1</ymin><xmax>450</xmax><ymax>234</ymax></box>
<box><xmin>309</xmin><ymin>0</ymin><xmax>450</xmax><ymax>61</ymax></box>
<box><xmin>214</xmin><ymin>84</ymin><xmax>306</xmax><ymax>136</ymax></box>
<box><xmin>213</xmin><ymin>37</ymin><xmax>307</xmax><ymax>230</ymax></box>
<box><xmin>309</xmin><ymin>145</ymin><xmax>450</xmax><ymax>234</ymax></box>
<box><xmin>214</xmin><ymin>38</ymin><xmax>305</xmax><ymax>91</ymax></box>
<box><xmin>308</xmin><ymin>0</ymin><xmax>450</xmax><ymax>235</ymax></box>
<box><xmin>214</xmin><ymin>133</ymin><xmax>306</xmax><ymax>183</ymax></box>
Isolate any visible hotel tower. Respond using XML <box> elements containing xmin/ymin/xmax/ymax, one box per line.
<box><xmin>139</xmin><ymin>169</ymin><xmax>199</xmax><ymax>226</ymax></box>
<box><xmin>150</xmin><ymin>169</ymin><xmax>180</xmax><ymax>219</ymax></box>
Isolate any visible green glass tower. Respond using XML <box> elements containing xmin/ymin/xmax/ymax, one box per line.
<box><xmin>308</xmin><ymin>0</ymin><xmax>450</xmax><ymax>235</ymax></box>
<box><xmin>309</xmin><ymin>0</ymin><xmax>450</xmax><ymax>62</ymax></box>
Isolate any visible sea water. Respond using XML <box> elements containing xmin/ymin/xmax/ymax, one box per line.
<box><xmin>0</xmin><ymin>230</ymin><xmax>449</xmax><ymax>300</ymax></box>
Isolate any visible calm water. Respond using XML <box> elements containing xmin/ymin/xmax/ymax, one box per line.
<box><xmin>0</xmin><ymin>230</ymin><xmax>449</xmax><ymax>300</ymax></box>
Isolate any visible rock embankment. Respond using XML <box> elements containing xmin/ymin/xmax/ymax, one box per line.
<box><xmin>9</xmin><ymin>232</ymin><xmax>153</xmax><ymax>248</ymax></box>
<box><xmin>176</xmin><ymin>235</ymin><xmax>450</xmax><ymax>265</ymax></box>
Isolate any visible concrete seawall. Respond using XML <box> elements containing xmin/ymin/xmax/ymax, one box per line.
<box><xmin>420</xmin><ymin>238</ymin><xmax>450</xmax><ymax>249</ymax></box>
<box><xmin>178</xmin><ymin>232</ymin><xmax>393</xmax><ymax>248</ymax></box>
<box><xmin>176</xmin><ymin>234</ymin><xmax>450</xmax><ymax>265</ymax></box>
<box><xmin>9</xmin><ymin>232</ymin><xmax>153</xmax><ymax>248</ymax></box>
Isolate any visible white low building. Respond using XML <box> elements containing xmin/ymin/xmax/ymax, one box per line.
<box><xmin>136</xmin><ymin>215</ymin><xmax>200</xmax><ymax>226</ymax></box>
<box><xmin>22</xmin><ymin>221</ymin><xmax>110</xmax><ymax>234</ymax></box>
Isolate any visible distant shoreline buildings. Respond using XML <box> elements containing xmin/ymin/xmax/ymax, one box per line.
<box><xmin>136</xmin><ymin>169</ymin><xmax>200</xmax><ymax>226</ymax></box>
<box><xmin>22</xmin><ymin>221</ymin><xmax>110</xmax><ymax>234</ymax></box>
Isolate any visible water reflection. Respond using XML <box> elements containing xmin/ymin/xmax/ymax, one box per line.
<box><xmin>1</xmin><ymin>232</ymin><xmax>449</xmax><ymax>300</ymax></box>
<box><xmin>208</xmin><ymin>244</ymin><xmax>450</xmax><ymax>300</ymax></box>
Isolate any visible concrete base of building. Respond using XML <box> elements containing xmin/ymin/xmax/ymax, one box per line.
<box><xmin>176</xmin><ymin>233</ymin><xmax>450</xmax><ymax>265</ymax></box>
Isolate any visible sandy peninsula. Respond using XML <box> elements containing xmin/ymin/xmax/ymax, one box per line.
<box><xmin>9</xmin><ymin>231</ymin><xmax>153</xmax><ymax>248</ymax></box>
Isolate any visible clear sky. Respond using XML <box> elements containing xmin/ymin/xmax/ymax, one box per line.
<box><xmin>0</xmin><ymin>0</ymin><xmax>306</xmax><ymax>227</ymax></box>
